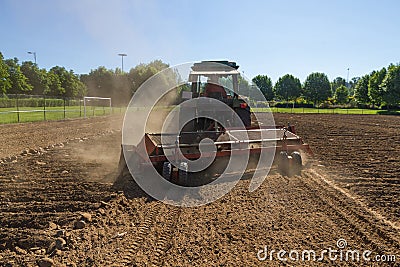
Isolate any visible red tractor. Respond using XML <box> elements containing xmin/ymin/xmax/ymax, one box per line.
<box><xmin>118</xmin><ymin>61</ymin><xmax>312</xmax><ymax>186</ymax></box>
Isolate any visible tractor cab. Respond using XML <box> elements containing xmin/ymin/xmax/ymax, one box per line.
<box><xmin>182</xmin><ymin>61</ymin><xmax>251</xmax><ymax>129</ymax></box>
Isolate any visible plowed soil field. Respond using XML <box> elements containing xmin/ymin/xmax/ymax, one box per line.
<box><xmin>0</xmin><ymin>114</ymin><xmax>399</xmax><ymax>266</ymax></box>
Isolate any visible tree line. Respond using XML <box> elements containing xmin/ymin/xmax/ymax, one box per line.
<box><xmin>0</xmin><ymin>52</ymin><xmax>168</xmax><ymax>106</ymax></box>
<box><xmin>0</xmin><ymin>53</ymin><xmax>87</xmax><ymax>98</ymax></box>
<box><xmin>1</xmin><ymin>51</ymin><xmax>399</xmax><ymax>109</ymax></box>
<box><xmin>252</xmin><ymin>63</ymin><xmax>400</xmax><ymax>109</ymax></box>
<box><xmin>80</xmin><ymin>60</ymin><xmax>169</xmax><ymax>105</ymax></box>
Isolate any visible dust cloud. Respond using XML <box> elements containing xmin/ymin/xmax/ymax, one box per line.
<box><xmin>70</xmin><ymin>132</ymin><xmax>122</xmax><ymax>184</ymax></box>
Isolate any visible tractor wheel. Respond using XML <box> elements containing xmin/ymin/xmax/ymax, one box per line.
<box><xmin>178</xmin><ymin>162</ymin><xmax>189</xmax><ymax>186</ymax></box>
<box><xmin>277</xmin><ymin>151</ymin><xmax>289</xmax><ymax>176</ymax></box>
<box><xmin>291</xmin><ymin>151</ymin><xmax>302</xmax><ymax>175</ymax></box>
<box><xmin>162</xmin><ymin>162</ymin><xmax>172</xmax><ymax>181</ymax></box>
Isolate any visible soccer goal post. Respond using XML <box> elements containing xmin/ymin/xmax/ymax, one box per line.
<box><xmin>83</xmin><ymin>96</ymin><xmax>112</xmax><ymax>118</ymax></box>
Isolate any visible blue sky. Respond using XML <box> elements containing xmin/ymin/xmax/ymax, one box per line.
<box><xmin>1</xmin><ymin>0</ymin><xmax>399</xmax><ymax>83</ymax></box>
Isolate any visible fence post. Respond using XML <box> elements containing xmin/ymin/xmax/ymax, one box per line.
<box><xmin>80</xmin><ymin>99</ymin><xmax>82</xmax><ymax>117</ymax></box>
<box><xmin>43</xmin><ymin>94</ymin><xmax>46</xmax><ymax>121</ymax></box>
<box><xmin>84</xmin><ymin>97</ymin><xmax>87</xmax><ymax>118</ymax></box>
<box><xmin>63</xmin><ymin>97</ymin><xmax>66</xmax><ymax>119</ymax></box>
<box><xmin>16</xmin><ymin>93</ymin><xmax>20</xmax><ymax>123</ymax></box>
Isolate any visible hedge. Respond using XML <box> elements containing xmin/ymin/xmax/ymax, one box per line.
<box><xmin>0</xmin><ymin>98</ymin><xmax>81</xmax><ymax>108</ymax></box>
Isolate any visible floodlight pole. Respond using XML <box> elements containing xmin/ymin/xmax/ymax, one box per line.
<box><xmin>118</xmin><ymin>53</ymin><xmax>127</xmax><ymax>73</ymax></box>
<box><xmin>27</xmin><ymin>51</ymin><xmax>36</xmax><ymax>64</ymax></box>
<box><xmin>346</xmin><ymin>68</ymin><xmax>350</xmax><ymax>87</ymax></box>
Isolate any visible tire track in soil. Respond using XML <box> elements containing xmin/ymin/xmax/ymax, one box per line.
<box><xmin>118</xmin><ymin>203</ymin><xmax>182</xmax><ymax>267</ymax></box>
<box><xmin>298</xmin><ymin>169</ymin><xmax>400</xmax><ymax>256</ymax></box>
<box><xmin>119</xmin><ymin>202</ymin><xmax>162</xmax><ymax>266</ymax></box>
<box><xmin>149</xmin><ymin>206</ymin><xmax>182</xmax><ymax>267</ymax></box>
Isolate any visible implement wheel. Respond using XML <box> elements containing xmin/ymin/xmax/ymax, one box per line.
<box><xmin>291</xmin><ymin>151</ymin><xmax>302</xmax><ymax>175</ymax></box>
<box><xmin>277</xmin><ymin>151</ymin><xmax>289</xmax><ymax>176</ymax></box>
<box><xmin>162</xmin><ymin>162</ymin><xmax>172</xmax><ymax>181</ymax></box>
<box><xmin>178</xmin><ymin>162</ymin><xmax>189</xmax><ymax>186</ymax></box>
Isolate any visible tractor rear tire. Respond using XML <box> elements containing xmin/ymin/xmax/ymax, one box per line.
<box><xmin>162</xmin><ymin>162</ymin><xmax>172</xmax><ymax>181</ymax></box>
<box><xmin>178</xmin><ymin>162</ymin><xmax>189</xmax><ymax>186</ymax></box>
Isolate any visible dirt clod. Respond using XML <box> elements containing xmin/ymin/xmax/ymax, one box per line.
<box><xmin>55</xmin><ymin>238</ymin><xmax>66</xmax><ymax>250</ymax></box>
<box><xmin>55</xmin><ymin>230</ymin><xmax>66</xmax><ymax>237</ymax></box>
<box><xmin>37</xmin><ymin>257</ymin><xmax>54</xmax><ymax>267</ymax></box>
<box><xmin>48</xmin><ymin>222</ymin><xmax>58</xmax><ymax>230</ymax></box>
<box><xmin>80</xmin><ymin>212</ymin><xmax>92</xmax><ymax>223</ymax></box>
<box><xmin>14</xmin><ymin>246</ymin><xmax>27</xmax><ymax>255</ymax></box>
<box><xmin>74</xmin><ymin>220</ymin><xmax>86</xmax><ymax>230</ymax></box>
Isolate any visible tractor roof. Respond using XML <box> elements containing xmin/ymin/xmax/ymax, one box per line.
<box><xmin>190</xmin><ymin>61</ymin><xmax>240</xmax><ymax>76</ymax></box>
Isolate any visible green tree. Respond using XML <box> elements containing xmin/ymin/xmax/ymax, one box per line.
<box><xmin>252</xmin><ymin>75</ymin><xmax>274</xmax><ymax>101</ymax></box>
<box><xmin>45</xmin><ymin>71</ymin><xmax>62</xmax><ymax>96</ymax></box>
<box><xmin>238</xmin><ymin>75</ymin><xmax>250</xmax><ymax>96</ymax></box>
<box><xmin>4</xmin><ymin>58</ymin><xmax>32</xmax><ymax>94</ymax></box>
<box><xmin>334</xmin><ymin>85</ymin><xmax>349</xmax><ymax>104</ymax></box>
<box><xmin>81</xmin><ymin>66</ymin><xmax>114</xmax><ymax>97</ymax></box>
<box><xmin>274</xmin><ymin>74</ymin><xmax>301</xmax><ymax>104</ymax></box>
<box><xmin>368</xmin><ymin>67</ymin><xmax>386</xmax><ymax>107</ymax></box>
<box><xmin>331</xmin><ymin>77</ymin><xmax>346</xmax><ymax>94</ymax></box>
<box><xmin>49</xmin><ymin>66</ymin><xmax>86</xmax><ymax>97</ymax></box>
<box><xmin>0</xmin><ymin>52</ymin><xmax>11</xmax><ymax>94</ymax></box>
<box><xmin>381</xmin><ymin>64</ymin><xmax>400</xmax><ymax>109</ymax></box>
<box><xmin>354</xmin><ymin>74</ymin><xmax>370</xmax><ymax>104</ymax></box>
<box><xmin>303</xmin><ymin>72</ymin><xmax>331</xmax><ymax>107</ymax></box>
<box><xmin>81</xmin><ymin>66</ymin><xmax>131</xmax><ymax>105</ymax></box>
<box><xmin>20</xmin><ymin>61</ymin><xmax>49</xmax><ymax>95</ymax></box>
<box><xmin>128</xmin><ymin>60</ymin><xmax>169</xmax><ymax>93</ymax></box>
<box><xmin>348</xmin><ymin>77</ymin><xmax>360</xmax><ymax>96</ymax></box>
<box><xmin>67</xmin><ymin>71</ymin><xmax>86</xmax><ymax>97</ymax></box>
<box><xmin>70</xmin><ymin>73</ymin><xmax>87</xmax><ymax>97</ymax></box>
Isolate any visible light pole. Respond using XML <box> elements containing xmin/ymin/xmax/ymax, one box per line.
<box><xmin>118</xmin><ymin>53</ymin><xmax>127</xmax><ymax>73</ymax></box>
<box><xmin>346</xmin><ymin>68</ymin><xmax>350</xmax><ymax>87</ymax></box>
<box><xmin>27</xmin><ymin>51</ymin><xmax>36</xmax><ymax>64</ymax></box>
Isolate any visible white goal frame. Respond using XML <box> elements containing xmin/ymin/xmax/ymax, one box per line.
<box><xmin>83</xmin><ymin>96</ymin><xmax>112</xmax><ymax>118</ymax></box>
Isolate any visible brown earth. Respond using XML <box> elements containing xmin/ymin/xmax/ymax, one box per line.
<box><xmin>0</xmin><ymin>113</ymin><xmax>399</xmax><ymax>266</ymax></box>
<box><xmin>0</xmin><ymin>115</ymin><xmax>122</xmax><ymax>159</ymax></box>
<box><xmin>273</xmin><ymin>113</ymin><xmax>400</xmax><ymax>225</ymax></box>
